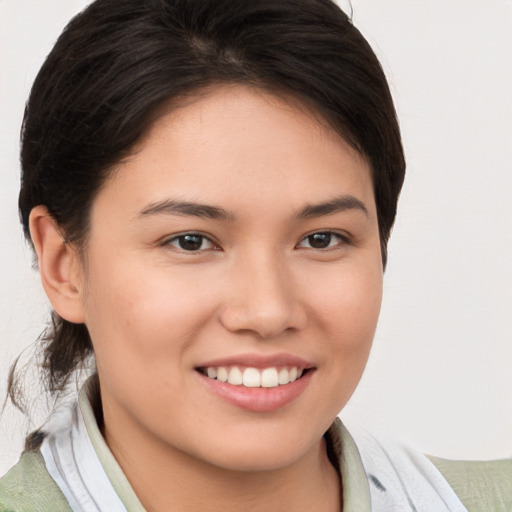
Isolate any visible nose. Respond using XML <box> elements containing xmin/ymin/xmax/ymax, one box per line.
<box><xmin>219</xmin><ymin>253</ymin><xmax>307</xmax><ymax>339</ymax></box>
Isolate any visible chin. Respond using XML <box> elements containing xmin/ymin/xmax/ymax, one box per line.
<box><xmin>187</xmin><ymin>422</ymin><xmax>326</xmax><ymax>473</ymax></box>
<box><xmin>204</xmin><ymin>445</ymin><xmax>308</xmax><ymax>473</ymax></box>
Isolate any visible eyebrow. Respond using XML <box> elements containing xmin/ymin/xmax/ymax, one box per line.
<box><xmin>138</xmin><ymin>194</ymin><xmax>368</xmax><ymax>221</ymax></box>
<box><xmin>139</xmin><ymin>199</ymin><xmax>235</xmax><ymax>220</ymax></box>
<box><xmin>296</xmin><ymin>195</ymin><xmax>368</xmax><ymax>219</ymax></box>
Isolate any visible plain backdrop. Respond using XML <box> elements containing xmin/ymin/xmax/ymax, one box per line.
<box><xmin>1</xmin><ymin>0</ymin><xmax>511</xmax><ymax>475</ymax></box>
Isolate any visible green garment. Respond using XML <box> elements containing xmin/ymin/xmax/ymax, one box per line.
<box><xmin>428</xmin><ymin>455</ymin><xmax>512</xmax><ymax>512</ymax></box>
<box><xmin>0</xmin><ymin>451</ymin><xmax>71</xmax><ymax>512</ymax></box>
<box><xmin>1</xmin><ymin>418</ymin><xmax>511</xmax><ymax>511</ymax></box>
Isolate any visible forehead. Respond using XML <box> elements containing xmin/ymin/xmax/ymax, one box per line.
<box><xmin>97</xmin><ymin>85</ymin><xmax>375</xmax><ymax>221</ymax></box>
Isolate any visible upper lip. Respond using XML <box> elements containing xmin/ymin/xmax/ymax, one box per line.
<box><xmin>196</xmin><ymin>352</ymin><xmax>315</xmax><ymax>370</ymax></box>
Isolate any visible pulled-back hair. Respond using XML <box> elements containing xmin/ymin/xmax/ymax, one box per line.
<box><xmin>12</xmin><ymin>0</ymin><xmax>405</xmax><ymax>406</ymax></box>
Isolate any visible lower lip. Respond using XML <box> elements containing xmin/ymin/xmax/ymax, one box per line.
<box><xmin>197</xmin><ymin>370</ymin><xmax>314</xmax><ymax>412</ymax></box>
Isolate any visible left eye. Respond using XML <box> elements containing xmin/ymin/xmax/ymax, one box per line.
<box><xmin>296</xmin><ymin>231</ymin><xmax>347</xmax><ymax>250</ymax></box>
<box><xmin>164</xmin><ymin>233</ymin><xmax>216</xmax><ymax>251</ymax></box>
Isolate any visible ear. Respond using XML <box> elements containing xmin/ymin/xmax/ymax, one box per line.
<box><xmin>29</xmin><ymin>206</ymin><xmax>86</xmax><ymax>324</ymax></box>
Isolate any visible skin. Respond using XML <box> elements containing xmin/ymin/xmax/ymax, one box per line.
<box><xmin>30</xmin><ymin>86</ymin><xmax>383</xmax><ymax>511</ymax></box>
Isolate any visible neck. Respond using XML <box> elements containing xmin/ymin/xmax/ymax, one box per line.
<box><xmin>104</xmin><ymin>411</ymin><xmax>340</xmax><ymax>512</ymax></box>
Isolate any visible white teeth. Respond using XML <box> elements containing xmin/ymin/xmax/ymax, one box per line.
<box><xmin>278</xmin><ymin>368</ymin><xmax>290</xmax><ymax>385</ymax></box>
<box><xmin>228</xmin><ymin>366</ymin><xmax>243</xmax><ymax>385</ymax></box>
<box><xmin>217</xmin><ymin>367</ymin><xmax>228</xmax><ymax>383</ymax></box>
<box><xmin>261</xmin><ymin>368</ymin><xmax>279</xmax><ymax>388</ymax></box>
<box><xmin>204</xmin><ymin>365</ymin><xmax>306</xmax><ymax>388</ymax></box>
<box><xmin>243</xmin><ymin>368</ymin><xmax>261</xmax><ymax>387</ymax></box>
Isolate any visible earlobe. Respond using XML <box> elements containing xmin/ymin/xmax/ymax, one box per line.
<box><xmin>29</xmin><ymin>206</ymin><xmax>86</xmax><ymax>324</ymax></box>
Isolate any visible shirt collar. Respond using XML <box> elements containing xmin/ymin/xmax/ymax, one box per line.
<box><xmin>79</xmin><ymin>381</ymin><xmax>371</xmax><ymax>512</ymax></box>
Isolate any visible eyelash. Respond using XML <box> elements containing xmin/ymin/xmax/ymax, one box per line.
<box><xmin>161</xmin><ymin>231</ymin><xmax>350</xmax><ymax>253</ymax></box>
<box><xmin>296</xmin><ymin>231</ymin><xmax>350</xmax><ymax>250</ymax></box>
<box><xmin>162</xmin><ymin>232</ymin><xmax>218</xmax><ymax>252</ymax></box>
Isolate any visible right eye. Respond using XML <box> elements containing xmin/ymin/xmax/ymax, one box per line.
<box><xmin>163</xmin><ymin>233</ymin><xmax>217</xmax><ymax>252</ymax></box>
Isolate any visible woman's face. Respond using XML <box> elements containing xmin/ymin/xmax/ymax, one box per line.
<box><xmin>79</xmin><ymin>86</ymin><xmax>383</xmax><ymax>471</ymax></box>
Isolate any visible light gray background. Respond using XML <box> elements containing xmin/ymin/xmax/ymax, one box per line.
<box><xmin>1</xmin><ymin>0</ymin><xmax>511</xmax><ymax>475</ymax></box>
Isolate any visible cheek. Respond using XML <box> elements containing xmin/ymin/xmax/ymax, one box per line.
<box><xmin>310</xmin><ymin>258</ymin><xmax>382</xmax><ymax>332</ymax></box>
<box><xmin>306</xmin><ymin>260</ymin><xmax>382</xmax><ymax>373</ymax></box>
<box><xmin>83</xmin><ymin>258</ymin><xmax>218</xmax><ymax>373</ymax></box>
<box><xmin>83</xmin><ymin>263</ymin><xmax>215</xmax><ymax>415</ymax></box>
<box><xmin>333</xmin><ymin>274</ymin><xmax>381</xmax><ymax>344</ymax></box>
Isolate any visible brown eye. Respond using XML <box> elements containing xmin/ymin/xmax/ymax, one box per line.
<box><xmin>307</xmin><ymin>232</ymin><xmax>332</xmax><ymax>249</ymax></box>
<box><xmin>296</xmin><ymin>231</ymin><xmax>348</xmax><ymax>250</ymax></box>
<box><xmin>179</xmin><ymin>234</ymin><xmax>203</xmax><ymax>250</ymax></box>
<box><xmin>165</xmin><ymin>233</ymin><xmax>215</xmax><ymax>251</ymax></box>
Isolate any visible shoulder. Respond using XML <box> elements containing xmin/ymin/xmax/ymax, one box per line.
<box><xmin>339</xmin><ymin>421</ymin><xmax>511</xmax><ymax>512</ymax></box>
<box><xmin>428</xmin><ymin>455</ymin><xmax>512</xmax><ymax>512</ymax></box>
<box><xmin>0</xmin><ymin>450</ymin><xmax>71</xmax><ymax>512</ymax></box>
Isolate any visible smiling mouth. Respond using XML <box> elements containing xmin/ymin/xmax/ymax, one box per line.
<box><xmin>196</xmin><ymin>366</ymin><xmax>311</xmax><ymax>388</ymax></box>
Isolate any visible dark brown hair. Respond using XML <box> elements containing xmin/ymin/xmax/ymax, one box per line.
<box><xmin>11</xmin><ymin>0</ymin><xmax>405</xmax><ymax>408</ymax></box>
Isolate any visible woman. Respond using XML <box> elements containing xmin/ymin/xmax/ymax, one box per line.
<box><xmin>0</xmin><ymin>0</ymin><xmax>510</xmax><ymax>510</ymax></box>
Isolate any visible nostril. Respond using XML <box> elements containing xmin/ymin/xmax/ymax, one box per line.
<box><xmin>219</xmin><ymin>302</ymin><xmax>306</xmax><ymax>339</ymax></box>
